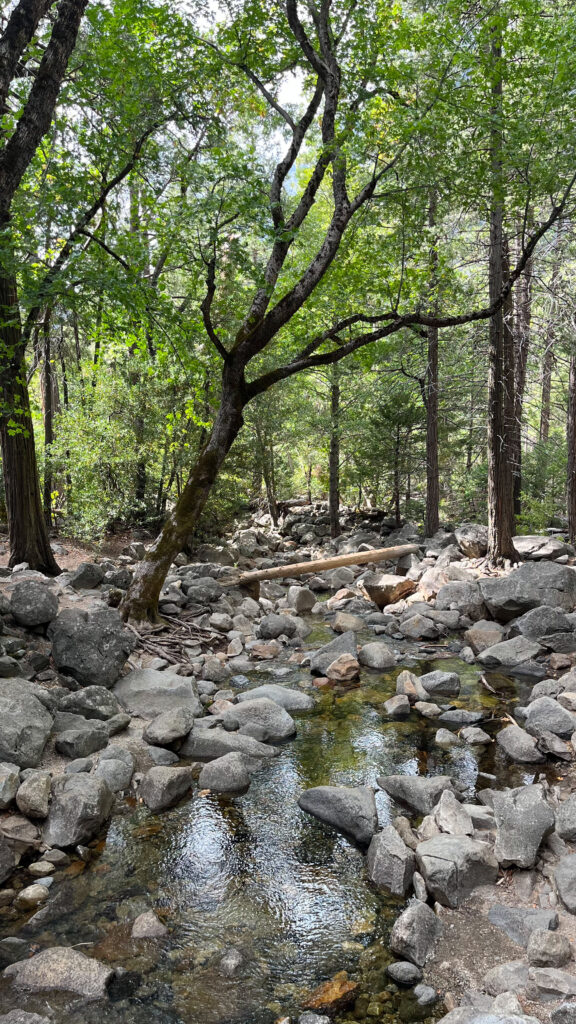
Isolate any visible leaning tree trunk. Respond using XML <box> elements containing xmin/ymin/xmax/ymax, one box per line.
<box><xmin>121</xmin><ymin>363</ymin><xmax>246</xmax><ymax>621</ymax></box>
<box><xmin>328</xmin><ymin>364</ymin><xmax>341</xmax><ymax>538</ymax></box>
<box><xmin>0</xmin><ymin>274</ymin><xmax>60</xmax><ymax>573</ymax></box>
<box><xmin>567</xmin><ymin>351</ymin><xmax>576</xmax><ymax>544</ymax></box>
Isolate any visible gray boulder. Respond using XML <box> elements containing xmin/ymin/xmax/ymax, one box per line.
<box><xmin>496</xmin><ymin>725</ymin><xmax>545</xmax><ymax>763</ymax></box>
<box><xmin>49</xmin><ymin>607</ymin><xmax>134</xmax><ymax>687</ymax></box>
<box><xmin>298</xmin><ymin>785</ymin><xmax>377</xmax><ymax>846</ymax></box>
<box><xmin>552</xmin><ymin>1004</ymin><xmax>576</xmax><ymax>1024</ymax></box>
<box><xmin>55</xmin><ymin>719</ymin><xmax>109</xmax><ymax>759</ymax></box>
<box><xmin>377</xmin><ymin>774</ymin><xmax>454</xmax><ymax>815</ymax></box>
<box><xmin>0</xmin><ymin>1012</ymin><xmax>52</xmax><ymax>1024</ymax></box>
<box><xmin>512</xmin><ymin>606</ymin><xmax>572</xmax><ymax>640</ymax></box>
<box><xmin>180</xmin><ymin>725</ymin><xmax>278</xmax><ymax>761</ymax></box>
<box><xmin>554</xmin><ymin>854</ymin><xmax>576</xmax><ymax>913</ymax></box>
<box><xmin>435</xmin><ymin>581</ymin><xmax>486</xmax><ymax>621</ymax></box>
<box><xmin>10</xmin><ymin>581</ymin><xmax>58</xmax><ymax>627</ymax></box>
<box><xmin>358</xmin><ymin>642</ymin><xmax>396</xmax><ymax>670</ymax></box>
<box><xmin>94</xmin><ymin>757</ymin><xmax>133</xmax><ymax>793</ymax></box>
<box><xmin>143</xmin><ymin>706</ymin><xmax>196</xmax><ymax>746</ymax></box>
<box><xmin>487</xmin><ymin>904</ymin><xmax>559</xmax><ymax>946</ymax></box>
<box><xmin>42</xmin><ymin>775</ymin><xmax>114</xmax><ymax>847</ymax></box>
<box><xmin>527</xmin><ymin>928</ymin><xmax>572</xmax><ymax>967</ymax></box>
<box><xmin>259</xmin><ymin>613</ymin><xmax>297</xmax><ymax>639</ymax></box>
<box><xmin>455</xmin><ymin>524</ymin><xmax>488</xmax><ymax>558</ymax></box>
<box><xmin>527</xmin><ymin>967</ymin><xmax>576</xmax><ymax>1001</ymax></box>
<box><xmin>483</xmin><ymin>962</ymin><xmax>530</xmax><ymax>995</ymax></box>
<box><xmin>416</xmin><ymin>835</ymin><xmax>498</xmax><ymax>907</ymax></box>
<box><xmin>434</xmin><ymin>789</ymin><xmax>473</xmax><ymax>835</ymax></box>
<box><xmin>138</xmin><ymin>766</ymin><xmax>194</xmax><ymax>812</ymax></box>
<box><xmin>0</xmin><ymin>762</ymin><xmax>19</xmax><ymax>809</ymax></box>
<box><xmin>0</xmin><ymin>680</ymin><xmax>53</xmax><ymax>768</ymax></box>
<box><xmin>555</xmin><ymin>793</ymin><xmax>576</xmax><ymax>841</ymax></box>
<box><xmin>386</xmin><ymin>961</ymin><xmax>423</xmax><ymax>985</ymax></box>
<box><xmin>309</xmin><ymin>631</ymin><xmax>357</xmax><ymax>676</ymax></box>
<box><xmin>384</xmin><ymin>694</ymin><xmax>411</xmax><ymax>718</ymax></box>
<box><xmin>58</xmin><ymin>686</ymin><xmax>122</xmax><ymax>721</ymax></box>
<box><xmin>389</xmin><ymin>900</ymin><xmax>441</xmax><ymax>966</ymax></box>
<box><xmin>16</xmin><ymin>771</ymin><xmax>51</xmax><ymax>818</ymax></box>
<box><xmin>68</xmin><ymin>562</ymin><xmax>104</xmax><ymax>590</ymax></box>
<box><xmin>198</xmin><ymin>752</ymin><xmax>253</xmax><ymax>794</ymax></box>
<box><xmin>479</xmin><ymin>562</ymin><xmax>576</xmax><ymax>623</ymax></box>
<box><xmin>525</xmin><ymin>696</ymin><xmax>576</xmax><ymax>738</ymax></box>
<box><xmin>4</xmin><ymin>946</ymin><xmax>112</xmax><ymax>1000</ymax></box>
<box><xmin>478</xmin><ymin>636</ymin><xmax>544</xmax><ymax>669</ymax></box>
<box><xmin>419</xmin><ymin>670</ymin><xmax>460</xmax><ymax>697</ymax></box>
<box><xmin>114</xmin><ymin>669</ymin><xmax>201</xmax><ymax>719</ymax></box>
<box><xmin>221</xmin><ymin>698</ymin><xmax>296</xmax><ymax>742</ymax></box>
<box><xmin>493</xmin><ymin>785</ymin><xmax>555</xmax><ymax>868</ymax></box>
<box><xmin>366</xmin><ymin>825</ymin><xmax>415</xmax><ymax>896</ymax></box>
<box><xmin>236</xmin><ymin>684</ymin><xmax>315</xmax><ymax>711</ymax></box>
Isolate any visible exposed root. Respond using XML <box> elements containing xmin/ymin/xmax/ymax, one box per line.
<box><xmin>127</xmin><ymin>612</ymin><xmax>222</xmax><ymax>666</ymax></box>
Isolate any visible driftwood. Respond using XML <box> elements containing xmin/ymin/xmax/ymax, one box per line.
<box><xmin>226</xmin><ymin>543</ymin><xmax>419</xmax><ymax>597</ymax></box>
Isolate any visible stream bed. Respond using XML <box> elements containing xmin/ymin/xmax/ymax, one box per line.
<box><xmin>0</xmin><ymin>634</ymin><xmax>555</xmax><ymax>1024</ymax></box>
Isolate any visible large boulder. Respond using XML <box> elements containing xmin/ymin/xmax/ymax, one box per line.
<box><xmin>554</xmin><ymin>854</ymin><xmax>576</xmax><ymax>913</ymax></box>
<box><xmin>479</xmin><ymin>562</ymin><xmax>576</xmax><ymax>623</ymax></box>
<box><xmin>10</xmin><ymin>581</ymin><xmax>58</xmax><ymax>627</ymax></box>
<box><xmin>377</xmin><ymin>774</ymin><xmax>454</xmax><ymax>815</ymax></box>
<box><xmin>418</xmin><ymin>670</ymin><xmax>460</xmax><ymax>697</ymax></box>
<box><xmin>198</xmin><ymin>752</ymin><xmax>252</xmax><ymax>794</ymax></box>
<box><xmin>42</xmin><ymin>775</ymin><xmax>114</xmax><ymax>847</ymax></box>
<box><xmin>68</xmin><ymin>562</ymin><xmax>104</xmax><ymax>590</ymax></box>
<box><xmin>496</xmin><ymin>725</ymin><xmax>546</xmax><ymax>763</ymax></box>
<box><xmin>555</xmin><ymin>793</ymin><xmax>576</xmax><ymax>842</ymax></box>
<box><xmin>416</xmin><ymin>835</ymin><xmax>498</xmax><ymax>907</ymax></box>
<box><xmin>138</xmin><ymin>766</ymin><xmax>194</xmax><ymax>812</ymax></box>
<box><xmin>511</xmin><ymin>606</ymin><xmax>573</xmax><ymax>641</ymax></box>
<box><xmin>455</xmin><ymin>524</ymin><xmax>488</xmax><ymax>558</ymax></box>
<box><xmin>4</xmin><ymin>947</ymin><xmax>113</xmax><ymax>1000</ymax></box>
<box><xmin>221</xmin><ymin>698</ymin><xmax>296</xmax><ymax>742</ymax></box>
<box><xmin>298</xmin><ymin>785</ymin><xmax>378</xmax><ymax>846</ymax></box>
<box><xmin>0</xmin><ymin>679</ymin><xmax>53</xmax><ymax>768</ymax></box>
<box><xmin>477</xmin><ymin>636</ymin><xmax>544</xmax><ymax>669</ymax></box>
<box><xmin>435</xmin><ymin>581</ymin><xmax>486</xmax><ymax>621</ymax></box>
<box><xmin>464</xmin><ymin>620</ymin><xmax>506</xmax><ymax>653</ymax></box>
<box><xmin>259</xmin><ymin>613</ymin><xmax>297</xmax><ymax>639</ymax></box>
<box><xmin>358</xmin><ymin>642</ymin><xmax>396</xmax><ymax>670</ymax></box>
<box><xmin>309</xmin><ymin>631</ymin><xmax>357</xmax><ymax>676</ymax></box>
<box><xmin>58</xmin><ymin>686</ymin><xmax>123</xmax><ymax>721</ymax></box>
<box><xmin>113</xmin><ymin>669</ymin><xmax>201</xmax><ymax>719</ymax></box>
<box><xmin>525</xmin><ymin>696</ymin><xmax>576</xmax><ymax>738</ymax></box>
<box><xmin>180</xmin><ymin>725</ymin><xmax>278</xmax><ymax>761</ymax></box>
<box><xmin>389</xmin><ymin>900</ymin><xmax>441</xmax><ymax>966</ymax></box>
<box><xmin>360</xmin><ymin>572</ymin><xmax>417</xmax><ymax>609</ymax></box>
<box><xmin>493</xmin><ymin>785</ymin><xmax>555</xmax><ymax>868</ymax></box>
<box><xmin>236</xmin><ymin>684</ymin><xmax>315</xmax><ymax>711</ymax></box>
<box><xmin>513</xmin><ymin>535</ymin><xmax>575</xmax><ymax>561</ymax></box>
<box><xmin>49</xmin><ymin>607</ymin><xmax>134</xmax><ymax>687</ymax></box>
<box><xmin>366</xmin><ymin>825</ymin><xmax>415</xmax><ymax>896</ymax></box>
<box><xmin>143</xmin><ymin>706</ymin><xmax>196</xmax><ymax>746</ymax></box>
<box><xmin>488</xmin><ymin>904</ymin><xmax>559</xmax><ymax>947</ymax></box>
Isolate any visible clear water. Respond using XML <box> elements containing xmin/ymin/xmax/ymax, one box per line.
<box><xmin>0</xmin><ymin>628</ymin><xmax>551</xmax><ymax>1024</ymax></box>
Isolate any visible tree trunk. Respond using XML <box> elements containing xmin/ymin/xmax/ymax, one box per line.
<box><xmin>42</xmin><ymin>307</ymin><xmax>54</xmax><ymax>528</ymax></box>
<box><xmin>540</xmin><ymin>246</ymin><xmax>560</xmax><ymax>443</ymax></box>
<box><xmin>486</xmin><ymin>19</ymin><xmax>517</xmax><ymax>563</ymax></box>
<box><xmin>567</xmin><ymin>351</ymin><xmax>576</xmax><ymax>544</ymax></box>
<box><xmin>121</xmin><ymin>362</ymin><xmax>246</xmax><ymax>621</ymax></box>
<box><xmin>511</xmin><ymin>228</ymin><xmax>532</xmax><ymax>514</ymax></box>
<box><xmin>0</xmin><ymin>273</ymin><xmax>60</xmax><ymax>572</ymax></box>
<box><xmin>425</xmin><ymin>191</ymin><xmax>440</xmax><ymax>536</ymax></box>
<box><xmin>393</xmin><ymin>423</ymin><xmax>401</xmax><ymax>526</ymax></box>
<box><xmin>329</xmin><ymin>364</ymin><xmax>341</xmax><ymax>538</ymax></box>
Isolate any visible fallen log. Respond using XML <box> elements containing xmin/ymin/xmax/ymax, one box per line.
<box><xmin>225</xmin><ymin>543</ymin><xmax>420</xmax><ymax>597</ymax></box>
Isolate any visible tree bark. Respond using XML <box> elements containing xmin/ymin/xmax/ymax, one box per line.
<box><xmin>42</xmin><ymin>307</ymin><xmax>54</xmax><ymax>528</ymax></box>
<box><xmin>393</xmin><ymin>423</ymin><xmax>401</xmax><ymax>526</ymax></box>
<box><xmin>328</xmin><ymin>364</ymin><xmax>341</xmax><ymax>538</ymax></box>
<box><xmin>540</xmin><ymin>244</ymin><xmax>560</xmax><ymax>443</ymax></box>
<box><xmin>425</xmin><ymin>190</ymin><xmax>440</xmax><ymax>536</ymax></box>
<box><xmin>568</xmin><ymin>352</ymin><xmax>576</xmax><ymax>544</ymax></box>
<box><xmin>511</xmin><ymin>228</ymin><xmax>532</xmax><ymax>514</ymax></box>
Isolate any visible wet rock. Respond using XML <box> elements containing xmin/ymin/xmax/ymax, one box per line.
<box><xmin>222</xmin><ymin>697</ymin><xmax>296</xmax><ymax>742</ymax></box>
<box><xmin>478</xmin><ymin>636</ymin><xmax>544</xmax><ymax>669</ymax></box>
<box><xmin>131</xmin><ymin>910</ymin><xmax>167</xmax><ymax>939</ymax></box>
<box><xmin>0</xmin><ymin>680</ymin><xmax>53</xmax><ymax>768</ymax></box>
<box><xmin>496</xmin><ymin>724</ymin><xmax>545</xmax><ymax>763</ymax></box>
<box><xmin>527</xmin><ymin>967</ymin><xmax>576</xmax><ymax>1001</ymax></box>
<box><xmin>309</xmin><ymin>631</ymin><xmax>357</xmax><ymax>675</ymax></box>
<box><xmin>301</xmin><ymin>970</ymin><xmax>359</xmax><ymax>1014</ymax></box>
<box><xmin>360</xmin><ymin>572</ymin><xmax>416</xmax><ymax>609</ymax></box>
<box><xmin>414</xmin><ymin>983</ymin><xmax>439</xmax><ymax>1007</ymax></box>
<box><xmin>259</xmin><ymin>613</ymin><xmax>297</xmax><ymax>639</ymax></box>
<box><xmin>414</xmin><ymin>700</ymin><xmax>443</xmax><ymax>718</ymax></box>
<box><xmin>384</xmin><ymin>694</ymin><xmax>411</xmax><ymax>717</ymax></box>
<box><xmin>138</xmin><ymin>766</ymin><xmax>193</xmax><ymax>812</ymax></box>
<box><xmin>4</xmin><ymin>946</ymin><xmax>113</xmax><ymax>1000</ymax></box>
<box><xmin>396</xmin><ymin>669</ymin><xmax>428</xmax><ymax>703</ymax></box>
<box><xmin>435</xmin><ymin>728</ymin><xmax>462</xmax><ymax>748</ymax></box>
<box><xmin>377</xmin><ymin>774</ymin><xmax>454</xmax><ymax>815</ymax></box>
<box><xmin>325</xmin><ymin>653</ymin><xmax>361</xmax><ymax>681</ymax></box>
<box><xmin>438</xmin><ymin>709</ymin><xmax>485</xmax><ymax>725</ymax></box>
<box><xmin>479</xmin><ymin>562</ymin><xmax>576</xmax><ymax>623</ymax></box>
<box><xmin>389</xmin><ymin>900</ymin><xmax>441</xmax><ymax>966</ymax></box>
<box><xmin>525</xmin><ymin>696</ymin><xmax>576</xmax><ymax>738</ymax></box>
<box><xmin>49</xmin><ymin>607</ymin><xmax>134</xmax><ymax>687</ymax></box>
<box><xmin>236</xmin><ymin>684</ymin><xmax>315</xmax><ymax>711</ymax></box>
<box><xmin>527</xmin><ymin>928</ymin><xmax>572</xmax><ymax>967</ymax></box>
<box><xmin>435</xmin><ymin>581</ymin><xmax>486</xmax><ymax>621</ymax></box>
<box><xmin>10</xmin><ymin>581</ymin><xmax>58</xmax><ymax>627</ymax></box>
<box><xmin>143</xmin><ymin>706</ymin><xmax>197</xmax><ymax>746</ymax></box>
<box><xmin>483</xmin><ymin>961</ymin><xmax>530</xmax><ymax>996</ymax></box>
<box><xmin>416</xmin><ymin>835</ymin><xmax>498</xmax><ymax>908</ymax></box>
<box><xmin>554</xmin><ymin>854</ymin><xmax>576</xmax><ymax>913</ymax></box>
<box><xmin>68</xmin><ymin>562</ymin><xmax>104</xmax><ymax>589</ymax></box>
<box><xmin>16</xmin><ymin>771</ymin><xmax>51</xmax><ymax>818</ymax></box>
<box><xmin>358</xmin><ymin>642</ymin><xmax>396</xmax><ymax>670</ymax></box>
<box><xmin>13</xmin><ymin>883</ymin><xmax>50</xmax><ymax>910</ymax></box>
<box><xmin>0</xmin><ymin>762</ymin><xmax>19</xmax><ymax>809</ymax></box>
<box><xmin>114</xmin><ymin>669</ymin><xmax>201</xmax><ymax>719</ymax></box>
<box><xmin>198</xmin><ymin>752</ymin><xmax>252</xmax><ymax>794</ymax></box>
<box><xmin>386</xmin><ymin>961</ymin><xmax>423</xmax><ymax>985</ymax></box>
<box><xmin>455</xmin><ymin>524</ymin><xmax>488</xmax><ymax>558</ymax></box>
<box><xmin>487</xmin><ymin>905</ymin><xmax>558</xmax><ymax>946</ymax></box>
<box><xmin>180</xmin><ymin>725</ymin><xmax>278</xmax><ymax>761</ymax></box>
<box><xmin>434</xmin><ymin>790</ymin><xmax>473</xmax><ymax>835</ymax></box>
<box><xmin>219</xmin><ymin>947</ymin><xmax>244</xmax><ymax>978</ymax></box>
<box><xmin>298</xmin><ymin>785</ymin><xmax>377</xmax><ymax>846</ymax></box>
<box><xmin>461</xmin><ymin>726</ymin><xmax>491</xmax><ymax>745</ymax></box>
<box><xmin>43</xmin><ymin>775</ymin><xmax>114</xmax><ymax>847</ymax></box>
<box><xmin>419</xmin><ymin>670</ymin><xmax>461</xmax><ymax>697</ymax></box>
<box><xmin>493</xmin><ymin>785</ymin><xmax>555</xmax><ymax>868</ymax></box>
<box><xmin>366</xmin><ymin>825</ymin><xmax>415</xmax><ymax>896</ymax></box>
<box><xmin>59</xmin><ymin>686</ymin><xmax>122</xmax><ymax>721</ymax></box>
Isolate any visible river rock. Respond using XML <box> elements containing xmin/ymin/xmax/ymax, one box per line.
<box><xmin>554</xmin><ymin>854</ymin><xmax>576</xmax><ymax>912</ymax></box>
<box><xmin>389</xmin><ymin>900</ymin><xmax>441</xmax><ymax>966</ymax></box>
<box><xmin>527</xmin><ymin>967</ymin><xmax>576</xmax><ymax>1001</ymax></box>
<box><xmin>464</xmin><ymin>620</ymin><xmax>506</xmax><ymax>653</ymax></box>
<box><xmin>512</xmin><ymin>606</ymin><xmax>573</xmax><ymax>641</ymax></box>
<box><xmin>488</xmin><ymin>905</ymin><xmax>559</xmax><ymax>946</ymax></box>
<box><xmin>180</xmin><ymin>725</ymin><xmax>278</xmax><ymax>760</ymax></box>
<box><xmin>55</xmin><ymin>720</ymin><xmax>109</xmax><ymax>759</ymax></box>
<box><xmin>366</xmin><ymin>825</ymin><xmax>415</xmax><ymax>896</ymax></box>
<box><xmin>0</xmin><ymin>680</ymin><xmax>53</xmax><ymax>768</ymax></box>
<box><xmin>455</xmin><ymin>524</ymin><xmax>488</xmax><ymax>557</ymax></box>
<box><xmin>94</xmin><ymin>757</ymin><xmax>133</xmax><ymax>792</ymax></box>
<box><xmin>496</xmin><ymin>724</ymin><xmax>545</xmax><ymax>763</ymax></box>
<box><xmin>552</xmin><ymin>1004</ymin><xmax>576</xmax><ymax>1024</ymax></box>
<box><xmin>131</xmin><ymin>910</ymin><xmax>168</xmax><ymax>939</ymax></box>
<box><xmin>360</xmin><ymin>572</ymin><xmax>416</xmax><ymax>609</ymax></box>
<box><xmin>309</xmin><ymin>631</ymin><xmax>357</xmax><ymax>675</ymax></box>
<box><xmin>399</xmin><ymin>613</ymin><xmax>439</xmax><ymax>639</ymax></box>
<box><xmin>386</xmin><ymin>961</ymin><xmax>423</xmax><ymax>985</ymax></box>
<box><xmin>438</xmin><ymin>709</ymin><xmax>485</xmax><ymax>725</ymax></box>
<box><xmin>42</xmin><ymin>775</ymin><xmax>114</xmax><ymax>847</ymax></box>
<box><xmin>377</xmin><ymin>774</ymin><xmax>454</xmax><ymax>815</ymax></box>
<box><xmin>0</xmin><ymin>763</ymin><xmax>19</xmax><ymax>810</ymax></box>
<box><xmin>10</xmin><ymin>581</ymin><xmax>58</xmax><ymax>627</ymax></box>
<box><xmin>298</xmin><ymin>785</ymin><xmax>377</xmax><ymax>846</ymax></box>
<box><xmin>0</xmin><ymin>1012</ymin><xmax>52</xmax><ymax>1023</ymax></box>
<box><xmin>221</xmin><ymin>697</ymin><xmax>296</xmax><ymax>742</ymax></box>
<box><xmin>416</xmin><ymin>835</ymin><xmax>498</xmax><ymax>907</ymax></box>
<box><xmin>325</xmin><ymin>653</ymin><xmax>361</xmax><ymax>681</ymax></box>
<box><xmin>301</xmin><ymin>971</ymin><xmax>359</xmax><ymax>1014</ymax></box>
<box><xmin>461</xmin><ymin>726</ymin><xmax>491</xmax><ymax>745</ymax></box>
<box><xmin>434</xmin><ymin>789</ymin><xmax>473</xmax><ymax>835</ymax></box>
<box><xmin>435</xmin><ymin>581</ymin><xmax>486</xmax><ymax>621</ymax></box>
<box><xmin>15</xmin><ymin>772</ymin><xmax>51</xmax><ymax>818</ymax></box>
<box><xmin>384</xmin><ymin>694</ymin><xmax>411</xmax><ymax>717</ymax></box>
<box><xmin>356</xmin><ymin>642</ymin><xmax>395</xmax><ymax>670</ymax></box>
<box><xmin>114</xmin><ymin>669</ymin><xmax>201</xmax><ymax>719</ymax></box>
<box><xmin>4</xmin><ymin>946</ymin><xmax>113</xmax><ymax>1000</ymax></box>
<box><xmin>478</xmin><ymin>636</ymin><xmax>544</xmax><ymax>669</ymax></box>
<box><xmin>259</xmin><ymin>613</ymin><xmax>297</xmax><ymax>639</ymax></box>
<box><xmin>138</xmin><ymin>766</ymin><xmax>193</xmax><ymax>811</ymax></box>
<box><xmin>555</xmin><ymin>793</ymin><xmax>576</xmax><ymax>841</ymax></box>
<box><xmin>483</xmin><ymin>961</ymin><xmax>530</xmax><ymax>995</ymax></box>
<box><xmin>198</xmin><ymin>752</ymin><xmax>252</xmax><ymax>793</ymax></box>
<box><xmin>525</xmin><ymin>696</ymin><xmax>576</xmax><ymax>738</ymax></box>
<box><xmin>493</xmin><ymin>785</ymin><xmax>555</xmax><ymax>868</ymax></box>
<box><xmin>143</xmin><ymin>706</ymin><xmax>197</xmax><ymax>746</ymax></box>
<box><xmin>287</xmin><ymin>586</ymin><xmax>316</xmax><ymax>613</ymax></box>
<box><xmin>332</xmin><ymin>611</ymin><xmax>366</xmax><ymax>633</ymax></box>
<box><xmin>299</xmin><ymin>1016</ymin><xmax>331</xmax><ymax>1024</ymax></box>
<box><xmin>236</xmin><ymin>684</ymin><xmax>314</xmax><ymax>711</ymax></box>
<box><xmin>479</xmin><ymin>562</ymin><xmax>576</xmax><ymax>623</ymax></box>
<box><xmin>68</xmin><ymin>562</ymin><xmax>104</xmax><ymax>589</ymax></box>
<box><xmin>419</xmin><ymin>670</ymin><xmax>460</xmax><ymax>697</ymax></box>
<box><xmin>527</xmin><ymin>929</ymin><xmax>572</xmax><ymax>967</ymax></box>
<box><xmin>58</xmin><ymin>686</ymin><xmax>123</xmax><ymax>721</ymax></box>
<box><xmin>49</xmin><ymin>607</ymin><xmax>134</xmax><ymax>687</ymax></box>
